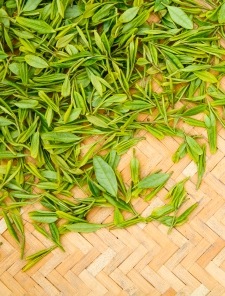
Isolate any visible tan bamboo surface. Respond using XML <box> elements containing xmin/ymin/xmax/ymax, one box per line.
<box><xmin>1</xmin><ymin>120</ymin><xmax>225</xmax><ymax>296</ymax></box>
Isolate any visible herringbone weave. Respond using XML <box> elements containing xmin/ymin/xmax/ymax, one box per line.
<box><xmin>1</xmin><ymin>123</ymin><xmax>225</xmax><ymax>295</ymax></box>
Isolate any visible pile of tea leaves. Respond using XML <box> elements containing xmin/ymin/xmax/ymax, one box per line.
<box><xmin>0</xmin><ymin>0</ymin><xmax>225</xmax><ymax>270</ymax></box>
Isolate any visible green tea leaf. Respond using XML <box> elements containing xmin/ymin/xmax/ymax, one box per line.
<box><xmin>0</xmin><ymin>152</ymin><xmax>25</xmax><ymax>159</ymax></box>
<box><xmin>49</xmin><ymin>223</ymin><xmax>60</xmax><ymax>246</ymax></box>
<box><xmin>172</xmin><ymin>142</ymin><xmax>187</xmax><ymax>163</ymax></box>
<box><xmin>154</xmin><ymin>0</ymin><xmax>170</xmax><ymax>12</ymax></box>
<box><xmin>130</xmin><ymin>150</ymin><xmax>139</xmax><ymax>185</ymax></box>
<box><xmin>56</xmin><ymin>34</ymin><xmax>75</xmax><ymax>49</ymax></box>
<box><xmin>103</xmin><ymin>194</ymin><xmax>134</xmax><ymax>213</ymax></box>
<box><xmin>194</xmin><ymin>71</ymin><xmax>217</xmax><ymax>83</ymax></box>
<box><xmin>114</xmin><ymin>207</ymin><xmax>124</xmax><ymax>225</ymax></box>
<box><xmin>175</xmin><ymin>203</ymin><xmax>198</xmax><ymax>226</ymax></box>
<box><xmin>22</xmin><ymin>246</ymin><xmax>57</xmax><ymax>271</ymax></box>
<box><xmin>25</xmin><ymin>55</ymin><xmax>49</xmax><ymax>68</ymax></box>
<box><xmin>0</xmin><ymin>117</ymin><xmax>14</xmax><ymax>126</ymax></box>
<box><xmin>65</xmin><ymin>223</ymin><xmax>107</xmax><ymax>233</ymax></box>
<box><xmin>0</xmin><ymin>51</ymin><xmax>8</xmax><ymax>60</ymax></box>
<box><xmin>41</xmin><ymin>132</ymin><xmax>80</xmax><ymax>143</ymax></box>
<box><xmin>0</xmin><ymin>8</ymin><xmax>10</xmax><ymax>28</ymax></box>
<box><xmin>186</xmin><ymin>136</ymin><xmax>203</xmax><ymax>156</ymax></box>
<box><xmin>89</xmin><ymin>72</ymin><xmax>103</xmax><ymax>96</ymax></box>
<box><xmin>30</xmin><ymin>132</ymin><xmax>40</xmax><ymax>158</ymax></box>
<box><xmin>56</xmin><ymin>211</ymin><xmax>85</xmax><ymax>222</ymax></box>
<box><xmin>61</xmin><ymin>75</ymin><xmax>71</xmax><ymax>97</ymax></box>
<box><xmin>138</xmin><ymin>172</ymin><xmax>171</xmax><ymax>189</ymax></box>
<box><xmin>167</xmin><ymin>6</ymin><xmax>193</xmax><ymax>29</ymax></box>
<box><xmin>2</xmin><ymin>211</ymin><xmax>20</xmax><ymax>243</ymax></box>
<box><xmin>204</xmin><ymin>110</ymin><xmax>217</xmax><ymax>154</ymax></box>
<box><xmin>101</xmin><ymin>94</ymin><xmax>127</xmax><ymax>108</ymax></box>
<box><xmin>16</xmin><ymin>17</ymin><xmax>55</xmax><ymax>34</ymax></box>
<box><xmin>23</xmin><ymin>0</ymin><xmax>43</xmax><ymax>12</ymax></box>
<box><xmin>14</xmin><ymin>100</ymin><xmax>39</xmax><ymax>109</ymax></box>
<box><xmin>151</xmin><ymin>204</ymin><xmax>174</xmax><ymax>219</ymax></box>
<box><xmin>218</xmin><ymin>3</ymin><xmax>225</xmax><ymax>24</ymax></box>
<box><xmin>93</xmin><ymin>156</ymin><xmax>118</xmax><ymax>197</ymax></box>
<box><xmin>65</xmin><ymin>5</ymin><xmax>83</xmax><ymax>19</ymax></box>
<box><xmin>182</xmin><ymin>105</ymin><xmax>206</xmax><ymax>117</ymax></box>
<box><xmin>87</xmin><ymin>115</ymin><xmax>108</xmax><ymax>128</ymax></box>
<box><xmin>197</xmin><ymin>145</ymin><xmax>206</xmax><ymax>189</ymax></box>
<box><xmin>29</xmin><ymin>211</ymin><xmax>58</xmax><ymax>223</ymax></box>
<box><xmin>119</xmin><ymin>7</ymin><xmax>139</xmax><ymax>23</ymax></box>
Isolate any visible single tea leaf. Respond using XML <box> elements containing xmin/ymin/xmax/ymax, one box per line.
<box><xmin>167</xmin><ymin>6</ymin><xmax>193</xmax><ymax>29</ymax></box>
<box><xmin>218</xmin><ymin>3</ymin><xmax>225</xmax><ymax>24</ymax></box>
<box><xmin>138</xmin><ymin>172</ymin><xmax>171</xmax><ymax>189</ymax></box>
<box><xmin>194</xmin><ymin>71</ymin><xmax>217</xmax><ymax>83</ymax></box>
<box><xmin>29</xmin><ymin>211</ymin><xmax>58</xmax><ymax>223</ymax></box>
<box><xmin>119</xmin><ymin>7</ymin><xmax>139</xmax><ymax>23</ymax></box>
<box><xmin>41</xmin><ymin>132</ymin><xmax>80</xmax><ymax>143</ymax></box>
<box><xmin>0</xmin><ymin>152</ymin><xmax>25</xmax><ymax>159</ymax></box>
<box><xmin>175</xmin><ymin>203</ymin><xmax>198</xmax><ymax>226</ymax></box>
<box><xmin>65</xmin><ymin>223</ymin><xmax>107</xmax><ymax>233</ymax></box>
<box><xmin>150</xmin><ymin>204</ymin><xmax>175</xmax><ymax>219</ymax></box>
<box><xmin>61</xmin><ymin>75</ymin><xmax>71</xmax><ymax>97</ymax></box>
<box><xmin>204</xmin><ymin>111</ymin><xmax>217</xmax><ymax>154</ymax></box>
<box><xmin>86</xmin><ymin>115</ymin><xmax>108</xmax><ymax>128</ymax></box>
<box><xmin>93</xmin><ymin>156</ymin><xmax>118</xmax><ymax>197</ymax></box>
<box><xmin>25</xmin><ymin>55</ymin><xmax>48</xmax><ymax>68</ymax></box>
<box><xmin>154</xmin><ymin>0</ymin><xmax>170</xmax><ymax>12</ymax></box>
<box><xmin>0</xmin><ymin>117</ymin><xmax>14</xmax><ymax>126</ymax></box>
<box><xmin>14</xmin><ymin>100</ymin><xmax>39</xmax><ymax>109</ymax></box>
<box><xmin>23</xmin><ymin>0</ymin><xmax>43</xmax><ymax>12</ymax></box>
<box><xmin>0</xmin><ymin>8</ymin><xmax>10</xmax><ymax>28</ymax></box>
<box><xmin>186</xmin><ymin>136</ymin><xmax>203</xmax><ymax>156</ymax></box>
<box><xmin>103</xmin><ymin>194</ymin><xmax>134</xmax><ymax>213</ymax></box>
<box><xmin>16</xmin><ymin>17</ymin><xmax>55</xmax><ymax>34</ymax></box>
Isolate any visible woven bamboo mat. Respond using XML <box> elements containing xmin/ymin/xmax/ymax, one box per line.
<box><xmin>1</xmin><ymin>122</ymin><xmax>225</xmax><ymax>296</ymax></box>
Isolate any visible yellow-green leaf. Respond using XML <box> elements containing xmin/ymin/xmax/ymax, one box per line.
<box><xmin>16</xmin><ymin>17</ymin><xmax>55</xmax><ymax>34</ymax></box>
<box><xmin>167</xmin><ymin>6</ymin><xmax>193</xmax><ymax>29</ymax></box>
<box><xmin>25</xmin><ymin>55</ymin><xmax>48</xmax><ymax>68</ymax></box>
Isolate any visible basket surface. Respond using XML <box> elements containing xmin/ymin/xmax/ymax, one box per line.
<box><xmin>1</xmin><ymin>123</ymin><xmax>225</xmax><ymax>296</ymax></box>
